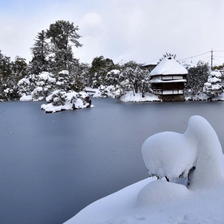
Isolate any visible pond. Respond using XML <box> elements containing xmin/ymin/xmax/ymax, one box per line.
<box><xmin>0</xmin><ymin>99</ymin><xmax>223</xmax><ymax>224</ymax></box>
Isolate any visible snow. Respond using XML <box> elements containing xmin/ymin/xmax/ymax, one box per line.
<box><xmin>150</xmin><ymin>78</ymin><xmax>187</xmax><ymax>83</ymax></box>
<box><xmin>120</xmin><ymin>91</ymin><xmax>161</xmax><ymax>102</ymax></box>
<box><xmin>18</xmin><ymin>77</ymin><xmax>30</xmax><ymax>86</ymax></box>
<box><xmin>38</xmin><ymin>72</ymin><xmax>56</xmax><ymax>83</ymax></box>
<box><xmin>186</xmin><ymin>116</ymin><xmax>224</xmax><ymax>189</ymax></box>
<box><xmin>65</xmin><ymin>179</ymin><xmax>224</xmax><ymax>224</ymax></box>
<box><xmin>41</xmin><ymin>102</ymin><xmax>72</xmax><ymax>113</ymax></box>
<box><xmin>210</xmin><ymin>70</ymin><xmax>222</xmax><ymax>78</ymax></box>
<box><xmin>137</xmin><ymin>179</ymin><xmax>190</xmax><ymax>207</ymax></box>
<box><xmin>150</xmin><ymin>58</ymin><xmax>188</xmax><ymax>76</ymax></box>
<box><xmin>207</xmin><ymin>77</ymin><xmax>221</xmax><ymax>83</ymax></box>
<box><xmin>84</xmin><ymin>85</ymin><xmax>124</xmax><ymax>99</ymax></box>
<box><xmin>203</xmin><ymin>70</ymin><xmax>223</xmax><ymax>98</ymax></box>
<box><xmin>41</xmin><ymin>90</ymin><xmax>91</xmax><ymax>113</ymax></box>
<box><xmin>65</xmin><ymin>115</ymin><xmax>224</xmax><ymax>224</ymax></box>
<box><xmin>142</xmin><ymin>131</ymin><xmax>197</xmax><ymax>180</ymax></box>
<box><xmin>20</xmin><ymin>95</ymin><xmax>32</xmax><ymax>101</ymax></box>
<box><xmin>59</xmin><ymin>70</ymin><xmax>69</xmax><ymax>75</ymax></box>
<box><xmin>107</xmin><ymin>69</ymin><xmax>120</xmax><ymax>75</ymax></box>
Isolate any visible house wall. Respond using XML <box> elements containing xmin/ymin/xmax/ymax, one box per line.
<box><xmin>151</xmin><ymin>82</ymin><xmax>185</xmax><ymax>90</ymax></box>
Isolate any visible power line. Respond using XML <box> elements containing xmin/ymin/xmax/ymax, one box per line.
<box><xmin>180</xmin><ymin>51</ymin><xmax>210</xmax><ymax>60</ymax></box>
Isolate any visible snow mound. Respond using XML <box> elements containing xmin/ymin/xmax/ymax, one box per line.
<box><xmin>142</xmin><ymin>131</ymin><xmax>197</xmax><ymax>180</ymax></box>
<box><xmin>150</xmin><ymin>58</ymin><xmax>188</xmax><ymax>76</ymax></box>
<box><xmin>137</xmin><ymin>179</ymin><xmax>189</xmax><ymax>206</ymax></box>
<box><xmin>186</xmin><ymin>115</ymin><xmax>224</xmax><ymax>189</ymax></box>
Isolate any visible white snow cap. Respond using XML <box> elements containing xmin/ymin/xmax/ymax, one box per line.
<box><xmin>150</xmin><ymin>57</ymin><xmax>188</xmax><ymax>76</ymax></box>
<box><xmin>142</xmin><ymin>131</ymin><xmax>197</xmax><ymax>180</ymax></box>
<box><xmin>142</xmin><ymin>115</ymin><xmax>224</xmax><ymax>189</ymax></box>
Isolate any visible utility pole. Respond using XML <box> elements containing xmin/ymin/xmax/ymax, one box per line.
<box><xmin>211</xmin><ymin>49</ymin><xmax>214</xmax><ymax>70</ymax></box>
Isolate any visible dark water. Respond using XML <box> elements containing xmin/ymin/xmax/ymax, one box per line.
<box><xmin>0</xmin><ymin>99</ymin><xmax>223</xmax><ymax>224</ymax></box>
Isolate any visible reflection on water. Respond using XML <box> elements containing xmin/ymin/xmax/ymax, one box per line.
<box><xmin>0</xmin><ymin>99</ymin><xmax>223</xmax><ymax>224</ymax></box>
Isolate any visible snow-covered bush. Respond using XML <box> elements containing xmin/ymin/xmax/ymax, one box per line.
<box><xmin>98</xmin><ymin>85</ymin><xmax>124</xmax><ymax>98</ymax></box>
<box><xmin>120</xmin><ymin>66</ymin><xmax>149</xmax><ymax>96</ymax></box>
<box><xmin>41</xmin><ymin>90</ymin><xmax>91</xmax><ymax>113</ymax></box>
<box><xmin>203</xmin><ymin>70</ymin><xmax>223</xmax><ymax>99</ymax></box>
<box><xmin>18</xmin><ymin>72</ymin><xmax>56</xmax><ymax>101</ymax></box>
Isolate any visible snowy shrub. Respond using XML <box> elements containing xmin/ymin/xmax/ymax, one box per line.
<box><xmin>98</xmin><ymin>85</ymin><xmax>124</xmax><ymax>98</ymax></box>
<box><xmin>18</xmin><ymin>72</ymin><xmax>56</xmax><ymax>101</ymax></box>
<box><xmin>203</xmin><ymin>70</ymin><xmax>223</xmax><ymax>99</ymax></box>
<box><xmin>41</xmin><ymin>90</ymin><xmax>91</xmax><ymax>113</ymax></box>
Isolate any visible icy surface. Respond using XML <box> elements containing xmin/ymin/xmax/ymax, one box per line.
<box><xmin>150</xmin><ymin>58</ymin><xmax>188</xmax><ymax>76</ymax></box>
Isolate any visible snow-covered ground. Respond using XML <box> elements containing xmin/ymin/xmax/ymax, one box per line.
<box><xmin>65</xmin><ymin>177</ymin><xmax>224</xmax><ymax>224</ymax></box>
<box><xmin>185</xmin><ymin>93</ymin><xmax>224</xmax><ymax>102</ymax></box>
<box><xmin>120</xmin><ymin>91</ymin><xmax>161</xmax><ymax>102</ymax></box>
<box><xmin>65</xmin><ymin>116</ymin><xmax>224</xmax><ymax>224</ymax></box>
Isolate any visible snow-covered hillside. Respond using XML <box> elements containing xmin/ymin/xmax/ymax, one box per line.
<box><xmin>65</xmin><ymin>116</ymin><xmax>224</xmax><ymax>224</ymax></box>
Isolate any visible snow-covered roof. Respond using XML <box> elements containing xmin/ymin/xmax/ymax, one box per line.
<box><xmin>150</xmin><ymin>58</ymin><xmax>188</xmax><ymax>76</ymax></box>
<box><xmin>150</xmin><ymin>78</ymin><xmax>187</xmax><ymax>84</ymax></box>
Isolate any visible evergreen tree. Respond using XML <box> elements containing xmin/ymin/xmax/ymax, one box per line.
<box><xmin>121</xmin><ymin>66</ymin><xmax>148</xmax><ymax>95</ymax></box>
<box><xmin>186</xmin><ymin>62</ymin><xmax>209</xmax><ymax>95</ymax></box>
<box><xmin>30</xmin><ymin>30</ymin><xmax>49</xmax><ymax>74</ymax></box>
<box><xmin>89</xmin><ymin>56</ymin><xmax>115</xmax><ymax>87</ymax></box>
<box><xmin>46</xmin><ymin>20</ymin><xmax>82</xmax><ymax>71</ymax></box>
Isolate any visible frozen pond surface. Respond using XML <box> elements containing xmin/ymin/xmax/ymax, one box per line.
<box><xmin>0</xmin><ymin>99</ymin><xmax>224</xmax><ymax>224</ymax></box>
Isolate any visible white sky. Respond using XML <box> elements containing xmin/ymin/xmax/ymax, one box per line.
<box><xmin>1</xmin><ymin>0</ymin><xmax>224</xmax><ymax>65</ymax></box>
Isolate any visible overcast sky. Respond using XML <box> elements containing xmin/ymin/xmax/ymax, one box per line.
<box><xmin>1</xmin><ymin>0</ymin><xmax>224</xmax><ymax>65</ymax></box>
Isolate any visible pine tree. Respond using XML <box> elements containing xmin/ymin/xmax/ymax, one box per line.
<box><xmin>30</xmin><ymin>30</ymin><xmax>49</xmax><ymax>74</ymax></box>
<box><xmin>186</xmin><ymin>62</ymin><xmax>209</xmax><ymax>95</ymax></box>
<box><xmin>46</xmin><ymin>20</ymin><xmax>82</xmax><ymax>72</ymax></box>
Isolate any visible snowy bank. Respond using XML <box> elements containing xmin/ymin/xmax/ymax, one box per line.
<box><xmin>120</xmin><ymin>91</ymin><xmax>161</xmax><ymax>103</ymax></box>
<box><xmin>65</xmin><ymin>177</ymin><xmax>224</xmax><ymax>224</ymax></box>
